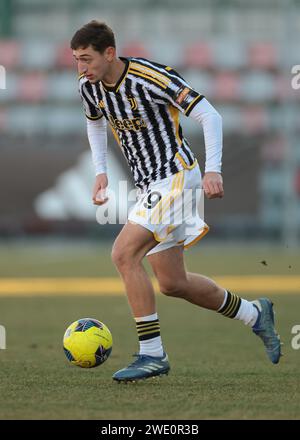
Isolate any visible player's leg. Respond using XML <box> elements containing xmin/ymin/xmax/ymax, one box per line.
<box><xmin>111</xmin><ymin>221</ymin><xmax>157</xmax><ymax>317</ymax></box>
<box><xmin>148</xmin><ymin>245</ymin><xmax>225</xmax><ymax>309</ymax></box>
<box><xmin>111</xmin><ymin>221</ymin><xmax>170</xmax><ymax>382</ymax></box>
<box><xmin>148</xmin><ymin>245</ymin><xmax>282</xmax><ymax>364</ymax></box>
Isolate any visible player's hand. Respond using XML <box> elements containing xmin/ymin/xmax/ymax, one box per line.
<box><xmin>92</xmin><ymin>173</ymin><xmax>109</xmax><ymax>205</ymax></box>
<box><xmin>203</xmin><ymin>172</ymin><xmax>224</xmax><ymax>199</ymax></box>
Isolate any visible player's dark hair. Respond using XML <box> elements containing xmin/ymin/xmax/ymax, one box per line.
<box><xmin>70</xmin><ymin>21</ymin><xmax>115</xmax><ymax>54</ymax></box>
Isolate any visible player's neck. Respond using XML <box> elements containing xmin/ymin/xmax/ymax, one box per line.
<box><xmin>102</xmin><ymin>58</ymin><xmax>126</xmax><ymax>86</ymax></box>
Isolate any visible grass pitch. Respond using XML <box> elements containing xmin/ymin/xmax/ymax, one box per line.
<box><xmin>0</xmin><ymin>241</ymin><xmax>299</xmax><ymax>419</ymax></box>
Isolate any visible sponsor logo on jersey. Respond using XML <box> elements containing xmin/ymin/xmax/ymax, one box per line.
<box><xmin>108</xmin><ymin>115</ymin><xmax>147</xmax><ymax>132</ymax></box>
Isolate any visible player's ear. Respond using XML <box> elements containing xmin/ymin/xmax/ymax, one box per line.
<box><xmin>104</xmin><ymin>46</ymin><xmax>116</xmax><ymax>62</ymax></box>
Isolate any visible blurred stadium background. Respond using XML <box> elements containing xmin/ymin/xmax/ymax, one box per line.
<box><xmin>0</xmin><ymin>0</ymin><xmax>299</xmax><ymax>243</ymax></box>
<box><xmin>0</xmin><ymin>0</ymin><xmax>300</xmax><ymax>420</ymax></box>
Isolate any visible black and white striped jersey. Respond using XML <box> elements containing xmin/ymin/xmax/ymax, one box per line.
<box><xmin>78</xmin><ymin>57</ymin><xmax>204</xmax><ymax>189</ymax></box>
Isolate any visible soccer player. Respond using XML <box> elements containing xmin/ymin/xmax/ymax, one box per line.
<box><xmin>71</xmin><ymin>21</ymin><xmax>282</xmax><ymax>382</ymax></box>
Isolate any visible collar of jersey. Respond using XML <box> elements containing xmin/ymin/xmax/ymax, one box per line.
<box><xmin>101</xmin><ymin>57</ymin><xmax>130</xmax><ymax>93</ymax></box>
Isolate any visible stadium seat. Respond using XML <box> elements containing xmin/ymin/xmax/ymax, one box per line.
<box><xmin>242</xmin><ymin>106</ymin><xmax>268</xmax><ymax>133</ymax></box>
<box><xmin>261</xmin><ymin>136</ymin><xmax>286</xmax><ymax>163</ymax></box>
<box><xmin>20</xmin><ymin>40</ymin><xmax>56</xmax><ymax>69</ymax></box>
<box><xmin>8</xmin><ymin>106</ymin><xmax>44</xmax><ymax>135</ymax></box>
<box><xmin>260</xmin><ymin>168</ymin><xmax>285</xmax><ymax>198</ymax></box>
<box><xmin>213</xmin><ymin>72</ymin><xmax>241</xmax><ymax>101</ymax></box>
<box><xmin>248</xmin><ymin>42</ymin><xmax>279</xmax><ymax>70</ymax></box>
<box><xmin>241</xmin><ymin>72</ymin><xmax>275</xmax><ymax>102</ymax></box>
<box><xmin>213</xmin><ymin>40</ymin><xmax>246</xmax><ymax>69</ymax></box>
<box><xmin>56</xmin><ymin>42</ymin><xmax>75</xmax><ymax>68</ymax></box>
<box><xmin>18</xmin><ymin>73</ymin><xmax>47</xmax><ymax>102</ymax></box>
<box><xmin>215</xmin><ymin>105</ymin><xmax>241</xmax><ymax>132</ymax></box>
<box><xmin>184</xmin><ymin>70</ymin><xmax>212</xmax><ymax>96</ymax></box>
<box><xmin>47</xmin><ymin>108</ymin><xmax>84</xmax><ymax>134</ymax></box>
<box><xmin>147</xmin><ymin>40</ymin><xmax>181</xmax><ymax>68</ymax></box>
<box><xmin>46</xmin><ymin>72</ymin><xmax>77</xmax><ymax>101</ymax></box>
<box><xmin>183</xmin><ymin>42</ymin><xmax>213</xmax><ymax>69</ymax></box>
<box><xmin>120</xmin><ymin>41</ymin><xmax>150</xmax><ymax>58</ymax></box>
<box><xmin>276</xmin><ymin>74</ymin><xmax>295</xmax><ymax>101</ymax></box>
<box><xmin>0</xmin><ymin>40</ymin><xmax>20</xmax><ymax>68</ymax></box>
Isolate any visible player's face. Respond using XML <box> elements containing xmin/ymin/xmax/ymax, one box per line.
<box><xmin>73</xmin><ymin>45</ymin><xmax>114</xmax><ymax>83</ymax></box>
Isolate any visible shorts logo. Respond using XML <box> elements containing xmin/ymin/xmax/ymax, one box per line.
<box><xmin>136</xmin><ymin>210</ymin><xmax>146</xmax><ymax>218</ymax></box>
<box><xmin>128</xmin><ymin>96</ymin><xmax>138</xmax><ymax>111</ymax></box>
<box><xmin>176</xmin><ymin>87</ymin><xmax>191</xmax><ymax>104</ymax></box>
<box><xmin>143</xmin><ymin>191</ymin><xmax>162</xmax><ymax>209</ymax></box>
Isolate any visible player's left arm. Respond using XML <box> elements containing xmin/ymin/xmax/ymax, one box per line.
<box><xmin>149</xmin><ymin>67</ymin><xmax>223</xmax><ymax>199</ymax></box>
<box><xmin>188</xmin><ymin>98</ymin><xmax>224</xmax><ymax>199</ymax></box>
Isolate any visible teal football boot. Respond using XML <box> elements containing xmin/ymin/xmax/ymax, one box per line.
<box><xmin>252</xmin><ymin>298</ymin><xmax>282</xmax><ymax>364</ymax></box>
<box><xmin>113</xmin><ymin>352</ymin><xmax>170</xmax><ymax>382</ymax></box>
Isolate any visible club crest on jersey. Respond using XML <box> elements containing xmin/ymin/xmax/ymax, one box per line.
<box><xmin>98</xmin><ymin>100</ymin><xmax>105</xmax><ymax>109</ymax></box>
<box><xmin>127</xmin><ymin>96</ymin><xmax>138</xmax><ymax>111</ymax></box>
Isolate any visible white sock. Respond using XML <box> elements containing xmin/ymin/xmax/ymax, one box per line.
<box><xmin>135</xmin><ymin>313</ymin><xmax>164</xmax><ymax>357</ymax></box>
<box><xmin>234</xmin><ymin>299</ymin><xmax>259</xmax><ymax>327</ymax></box>
<box><xmin>218</xmin><ymin>290</ymin><xmax>258</xmax><ymax>326</ymax></box>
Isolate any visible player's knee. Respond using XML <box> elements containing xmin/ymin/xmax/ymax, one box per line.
<box><xmin>159</xmin><ymin>278</ymin><xmax>187</xmax><ymax>298</ymax></box>
<box><xmin>111</xmin><ymin>245</ymin><xmax>136</xmax><ymax>272</ymax></box>
<box><xmin>111</xmin><ymin>245</ymin><xmax>126</xmax><ymax>270</ymax></box>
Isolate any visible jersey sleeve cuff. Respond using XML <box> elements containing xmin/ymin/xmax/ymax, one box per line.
<box><xmin>204</xmin><ymin>168</ymin><xmax>222</xmax><ymax>174</ymax></box>
<box><xmin>185</xmin><ymin>95</ymin><xmax>205</xmax><ymax>117</ymax></box>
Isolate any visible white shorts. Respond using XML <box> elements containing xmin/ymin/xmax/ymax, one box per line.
<box><xmin>128</xmin><ymin>162</ymin><xmax>209</xmax><ymax>256</ymax></box>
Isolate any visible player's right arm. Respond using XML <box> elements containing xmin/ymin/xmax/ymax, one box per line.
<box><xmin>87</xmin><ymin>118</ymin><xmax>109</xmax><ymax>205</ymax></box>
<box><xmin>78</xmin><ymin>77</ymin><xmax>108</xmax><ymax>205</ymax></box>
